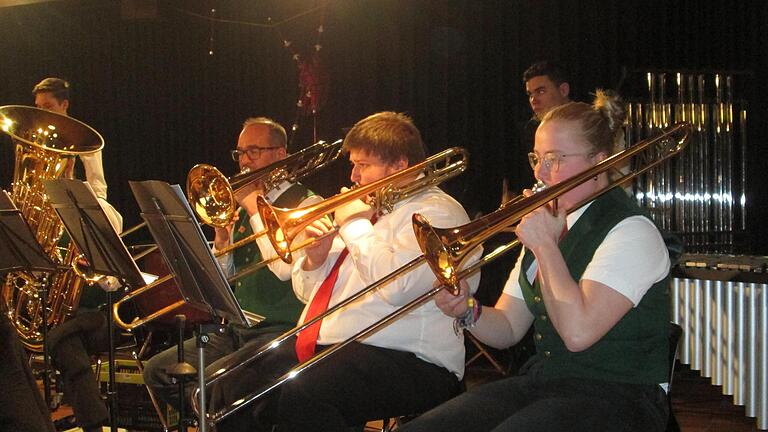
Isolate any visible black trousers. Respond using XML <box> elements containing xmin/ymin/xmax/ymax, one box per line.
<box><xmin>0</xmin><ymin>313</ymin><xmax>56</xmax><ymax>432</ymax></box>
<box><xmin>47</xmin><ymin>310</ymin><xmax>111</xmax><ymax>429</ymax></box>
<box><xmin>192</xmin><ymin>338</ymin><xmax>461</xmax><ymax>432</ymax></box>
<box><xmin>273</xmin><ymin>342</ymin><xmax>462</xmax><ymax>432</ymax></box>
<box><xmin>398</xmin><ymin>361</ymin><xmax>669</xmax><ymax>432</ymax></box>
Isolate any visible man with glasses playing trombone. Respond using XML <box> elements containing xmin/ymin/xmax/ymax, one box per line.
<box><xmin>143</xmin><ymin>117</ymin><xmax>319</xmax><ymax>417</ymax></box>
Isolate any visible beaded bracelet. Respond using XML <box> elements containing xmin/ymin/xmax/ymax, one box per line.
<box><xmin>453</xmin><ymin>296</ymin><xmax>482</xmax><ymax>335</ymax></box>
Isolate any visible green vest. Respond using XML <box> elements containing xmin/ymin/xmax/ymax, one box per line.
<box><xmin>231</xmin><ymin>183</ymin><xmax>312</xmax><ymax>327</ymax></box>
<box><xmin>519</xmin><ymin>187</ymin><xmax>669</xmax><ymax>385</ymax></box>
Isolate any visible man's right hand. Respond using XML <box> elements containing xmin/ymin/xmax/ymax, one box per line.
<box><xmin>213</xmin><ymin>212</ymin><xmax>239</xmax><ymax>250</ymax></box>
<box><xmin>302</xmin><ymin>216</ymin><xmax>336</xmax><ymax>270</ymax></box>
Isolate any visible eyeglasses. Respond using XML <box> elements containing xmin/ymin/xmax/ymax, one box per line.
<box><xmin>527</xmin><ymin>151</ymin><xmax>595</xmax><ymax>173</ymax></box>
<box><xmin>230</xmin><ymin>146</ymin><xmax>282</xmax><ymax>161</ymax></box>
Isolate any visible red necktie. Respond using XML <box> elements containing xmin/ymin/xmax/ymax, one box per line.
<box><xmin>294</xmin><ymin>214</ymin><xmax>378</xmax><ymax>362</ymax></box>
<box><xmin>295</xmin><ymin>248</ymin><xmax>349</xmax><ymax>362</ymax></box>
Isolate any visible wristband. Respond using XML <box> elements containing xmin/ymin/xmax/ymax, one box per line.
<box><xmin>453</xmin><ymin>296</ymin><xmax>482</xmax><ymax>334</ymax></box>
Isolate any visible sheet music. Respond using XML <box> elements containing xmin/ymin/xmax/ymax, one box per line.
<box><xmin>43</xmin><ymin>179</ymin><xmax>146</xmax><ymax>288</ymax></box>
<box><xmin>129</xmin><ymin>180</ymin><xmax>249</xmax><ymax>327</ymax></box>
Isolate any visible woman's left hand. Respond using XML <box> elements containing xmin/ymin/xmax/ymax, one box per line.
<box><xmin>515</xmin><ymin>203</ymin><xmax>566</xmax><ymax>253</ymax></box>
<box><xmin>433</xmin><ymin>279</ymin><xmax>471</xmax><ymax>318</ymax></box>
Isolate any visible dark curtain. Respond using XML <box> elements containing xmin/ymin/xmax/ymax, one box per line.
<box><xmin>1</xmin><ymin>0</ymin><xmax>766</xmax><ymax>253</ymax></box>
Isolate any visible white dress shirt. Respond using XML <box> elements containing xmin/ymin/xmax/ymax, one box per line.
<box><xmin>80</xmin><ymin>151</ymin><xmax>107</xmax><ymax>200</ymax></box>
<box><xmin>292</xmin><ymin>186</ymin><xmax>481</xmax><ymax>379</ymax></box>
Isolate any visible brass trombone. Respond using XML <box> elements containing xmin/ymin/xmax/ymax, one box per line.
<box><xmin>120</xmin><ymin>139</ymin><xmax>344</xmax><ymax>264</ymax></box>
<box><xmin>109</xmin><ymin>229</ymin><xmax>296</xmax><ymax>330</ymax></box>
<box><xmin>257</xmin><ymin>146</ymin><xmax>470</xmax><ymax>264</ymax></box>
<box><xmin>187</xmin><ymin>139</ymin><xmax>343</xmax><ymax>228</ymax></box>
<box><xmin>111</xmin><ymin>140</ymin><xmax>343</xmax><ymax>330</ymax></box>
<box><xmin>192</xmin><ymin>123</ymin><xmax>691</xmax><ymax>426</ymax></box>
<box><xmin>413</xmin><ymin>122</ymin><xmax>692</xmax><ymax>292</ymax></box>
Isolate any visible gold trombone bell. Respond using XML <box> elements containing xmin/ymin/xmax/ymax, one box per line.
<box><xmin>186</xmin><ymin>139</ymin><xmax>343</xmax><ymax>228</ymax></box>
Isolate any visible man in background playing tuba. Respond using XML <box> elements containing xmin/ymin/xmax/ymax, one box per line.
<box><xmin>33</xmin><ymin>78</ymin><xmax>110</xmax><ymax>203</ymax></box>
<box><xmin>32</xmin><ymin>77</ymin><xmax>124</xmax><ymax>432</ymax></box>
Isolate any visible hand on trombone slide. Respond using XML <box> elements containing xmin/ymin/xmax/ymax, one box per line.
<box><xmin>333</xmin><ymin>186</ymin><xmax>375</xmax><ymax>226</ymax></box>
<box><xmin>433</xmin><ymin>278</ymin><xmax>472</xmax><ymax>318</ymax></box>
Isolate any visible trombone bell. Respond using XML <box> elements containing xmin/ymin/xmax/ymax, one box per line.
<box><xmin>412</xmin><ymin>213</ymin><xmax>462</xmax><ymax>295</ymax></box>
<box><xmin>187</xmin><ymin>164</ymin><xmax>237</xmax><ymax>228</ymax></box>
<box><xmin>256</xmin><ymin>195</ymin><xmax>300</xmax><ymax>263</ymax></box>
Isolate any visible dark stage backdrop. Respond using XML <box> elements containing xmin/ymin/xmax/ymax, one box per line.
<box><xmin>1</xmin><ymin>0</ymin><xmax>766</xmax><ymax>254</ymax></box>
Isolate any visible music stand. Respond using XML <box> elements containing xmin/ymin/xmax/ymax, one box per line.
<box><xmin>43</xmin><ymin>179</ymin><xmax>147</xmax><ymax>432</ymax></box>
<box><xmin>129</xmin><ymin>180</ymin><xmax>249</xmax><ymax>432</ymax></box>
<box><xmin>0</xmin><ymin>191</ymin><xmax>59</xmax><ymax>273</ymax></box>
<box><xmin>0</xmin><ymin>190</ymin><xmax>61</xmax><ymax>410</ymax></box>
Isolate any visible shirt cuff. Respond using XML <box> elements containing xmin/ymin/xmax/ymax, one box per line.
<box><xmin>249</xmin><ymin>212</ymin><xmax>266</xmax><ymax>233</ymax></box>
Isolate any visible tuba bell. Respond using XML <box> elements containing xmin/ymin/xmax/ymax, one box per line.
<box><xmin>0</xmin><ymin>105</ymin><xmax>104</xmax><ymax>351</ymax></box>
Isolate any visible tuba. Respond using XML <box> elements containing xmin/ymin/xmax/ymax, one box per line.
<box><xmin>0</xmin><ymin>105</ymin><xmax>104</xmax><ymax>351</ymax></box>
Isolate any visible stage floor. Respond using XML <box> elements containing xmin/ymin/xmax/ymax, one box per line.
<box><xmin>48</xmin><ymin>360</ymin><xmax>761</xmax><ymax>431</ymax></box>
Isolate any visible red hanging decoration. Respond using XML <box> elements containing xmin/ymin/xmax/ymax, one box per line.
<box><xmin>275</xmin><ymin>6</ymin><xmax>329</xmax><ymax>144</ymax></box>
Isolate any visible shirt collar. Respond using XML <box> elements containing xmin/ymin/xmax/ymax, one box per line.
<box><xmin>263</xmin><ymin>180</ymin><xmax>293</xmax><ymax>204</ymax></box>
<box><xmin>565</xmin><ymin>200</ymin><xmax>594</xmax><ymax>230</ymax></box>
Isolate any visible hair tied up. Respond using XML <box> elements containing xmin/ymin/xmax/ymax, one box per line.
<box><xmin>592</xmin><ymin>89</ymin><xmax>625</xmax><ymax>134</ymax></box>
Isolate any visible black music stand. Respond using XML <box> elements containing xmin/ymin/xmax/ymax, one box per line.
<box><xmin>43</xmin><ymin>179</ymin><xmax>147</xmax><ymax>432</ymax></box>
<box><xmin>129</xmin><ymin>180</ymin><xmax>249</xmax><ymax>432</ymax></box>
<box><xmin>0</xmin><ymin>190</ymin><xmax>59</xmax><ymax>272</ymax></box>
<box><xmin>0</xmin><ymin>190</ymin><xmax>61</xmax><ymax>410</ymax></box>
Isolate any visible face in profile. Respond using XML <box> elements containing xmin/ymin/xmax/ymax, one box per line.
<box><xmin>348</xmin><ymin>149</ymin><xmax>408</xmax><ymax>186</ymax></box>
<box><xmin>34</xmin><ymin>92</ymin><xmax>68</xmax><ymax>115</ymax></box>
<box><xmin>525</xmin><ymin>75</ymin><xmax>570</xmax><ymax>121</ymax></box>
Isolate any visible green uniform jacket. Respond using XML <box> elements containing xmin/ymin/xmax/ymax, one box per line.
<box><xmin>231</xmin><ymin>183</ymin><xmax>312</xmax><ymax>327</ymax></box>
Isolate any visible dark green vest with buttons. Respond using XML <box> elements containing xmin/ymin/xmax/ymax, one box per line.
<box><xmin>232</xmin><ymin>184</ymin><xmax>312</xmax><ymax>327</ymax></box>
<box><xmin>519</xmin><ymin>187</ymin><xmax>669</xmax><ymax>385</ymax></box>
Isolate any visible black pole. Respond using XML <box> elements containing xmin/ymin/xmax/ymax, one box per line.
<box><xmin>106</xmin><ymin>289</ymin><xmax>118</xmax><ymax>431</ymax></box>
<box><xmin>39</xmin><ymin>277</ymin><xmax>52</xmax><ymax>410</ymax></box>
<box><xmin>165</xmin><ymin>314</ymin><xmax>196</xmax><ymax>431</ymax></box>
<box><xmin>175</xmin><ymin>315</ymin><xmax>188</xmax><ymax>427</ymax></box>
